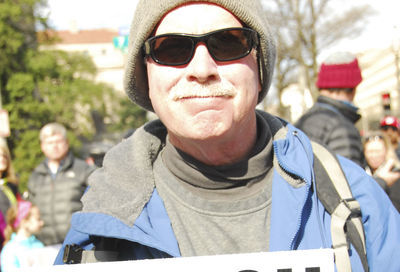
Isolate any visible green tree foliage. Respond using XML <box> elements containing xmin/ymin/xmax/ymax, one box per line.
<box><xmin>108</xmin><ymin>97</ymin><xmax>148</xmax><ymax>133</ymax></box>
<box><xmin>0</xmin><ymin>0</ymin><xmax>147</xmax><ymax>192</ymax></box>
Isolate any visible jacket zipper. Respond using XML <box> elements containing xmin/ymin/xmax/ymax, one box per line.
<box><xmin>273</xmin><ymin>131</ymin><xmax>313</xmax><ymax>250</ymax></box>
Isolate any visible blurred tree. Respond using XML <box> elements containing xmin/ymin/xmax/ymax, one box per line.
<box><xmin>263</xmin><ymin>0</ymin><xmax>375</xmax><ymax>118</ymax></box>
<box><xmin>0</xmin><ymin>0</ymin><xmax>147</xmax><ymax>192</ymax></box>
<box><xmin>108</xmin><ymin>97</ymin><xmax>148</xmax><ymax>133</ymax></box>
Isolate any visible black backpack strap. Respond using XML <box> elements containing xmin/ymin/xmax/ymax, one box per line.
<box><xmin>63</xmin><ymin>237</ymin><xmax>120</xmax><ymax>264</ymax></box>
<box><xmin>312</xmin><ymin>142</ymin><xmax>369</xmax><ymax>272</ymax></box>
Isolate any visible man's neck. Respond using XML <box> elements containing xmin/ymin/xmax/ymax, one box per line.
<box><xmin>168</xmin><ymin>121</ymin><xmax>258</xmax><ymax>166</ymax></box>
<box><xmin>47</xmin><ymin>159</ymin><xmax>61</xmax><ymax>174</ymax></box>
<box><xmin>17</xmin><ymin>227</ymin><xmax>32</xmax><ymax>239</ymax></box>
<box><xmin>319</xmin><ymin>89</ymin><xmax>355</xmax><ymax>102</ymax></box>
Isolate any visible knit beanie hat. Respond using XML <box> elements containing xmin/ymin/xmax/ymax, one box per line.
<box><xmin>124</xmin><ymin>0</ymin><xmax>276</xmax><ymax>112</ymax></box>
<box><xmin>12</xmin><ymin>200</ymin><xmax>32</xmax><ymax>229</ymax></box>
<box><xmin>316</xmin><ymin>52</ymin><xmax>362</xmax><ymax>89</ymax></box>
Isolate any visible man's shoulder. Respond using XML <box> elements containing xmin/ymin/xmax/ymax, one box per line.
<box><xmin>67</xmin><ymin>156</ymin><xmax>96</xmax><ymax>176</ymax></box>
<box><xmin>29</xmin><ymin>160</ymin><xmax>48</xmax><ymax>176</ymax></box>
<box><xmin>295</xmin><ymin>104</ymin><xmax>343</xmax><ymax>133</ymax></box>
<box><xmin>300</xmin><ymin>102</ymin><xmax>342</xmax><ymax>119</ymax></box>
<box><xmin>71</xmin><ymin>156</ymin><xmax>90</xmax><ymax>167</ymax></box>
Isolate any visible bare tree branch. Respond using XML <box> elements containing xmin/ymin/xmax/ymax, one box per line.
<box><xmin>262</xmin><ymin>0</ymin><xmax>376</xmax><ymax>114</ymax></box>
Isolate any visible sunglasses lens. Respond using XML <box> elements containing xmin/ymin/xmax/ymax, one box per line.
<box><xmin>146</xmin><ymin>28</ymin><xmax>256</xmax><ymax>65</ymax></box>
<box><xmin>152</xmin><ymin>36</ymin><xmax>194</xmax><ymax>65</ymax></box>
<box><xmin>208</xmin><ymin>29</ymin><xmax>253</xmax><ymax>61</ymax></box>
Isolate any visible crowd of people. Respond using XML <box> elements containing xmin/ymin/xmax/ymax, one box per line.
<box><xmin>0</xmin><ymin>0</ymin><xmax>399</xmax><ymax>271</ymax></box>
<box><xmin>294</xmin><ymin>51</ymin><xmax>400</xmax><ymax>212</ymax></box>
<box><xmin>0</xmin><ymin>123</ymin><xmax>94</xmax><ymax>270</ymax></box>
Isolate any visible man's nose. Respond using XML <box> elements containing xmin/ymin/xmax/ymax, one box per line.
<box><xmin>185</xmin><ymin>43</ymin><xmax>219</xmax><ymax>83</ymax></box>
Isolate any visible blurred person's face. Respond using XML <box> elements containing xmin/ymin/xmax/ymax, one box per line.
<box><xmin>23</xmin><ymin>206</ymin><xmax>44</xmax><ymax>234</ymax></box>
<box><xmin>0</xmin><ymin>150</ymin><xmax>8</xmax><ymax>173</ymax></box>
<box><xmin>40</xmin><ymin>133</ymin><xmax>69</xmax><ymax>162</ymax></box>
<box><xmin>381</xmin><ymin>126</ymin><xmax>399</xmax><ymax>145</ymax></box>
<box><xmin>364</xmin><ymin>137</ymin><xmax>387</xmax><ymax>171</ymax></box>
<box><xmin>146</xmin><ymin>3</ymin><xmax>260</xmax><ymax>150</ymax></box>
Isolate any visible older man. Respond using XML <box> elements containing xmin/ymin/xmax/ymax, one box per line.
<box><xmin>28</xmin><ymin>123</ymin><xmax>95</xmax><ymax>246</ymax></box>
<box><xmin>55</xmin><ymin>1</ymin><xmax>400</xmax><ymax>271</ymax></box>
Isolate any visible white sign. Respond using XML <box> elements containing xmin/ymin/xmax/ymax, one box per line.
<box><xmin>24</xmin><ymin>248</ymin><xmax>334</xmax><ymax>272</ymax></box>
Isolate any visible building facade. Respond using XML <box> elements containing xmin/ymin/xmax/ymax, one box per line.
<box><xmin>41</xmin><ymin>28</ymin><xmax>126</xmax><ymax>93</ymax></box>
<box><xmin>355</xmin><ymin>47</ymin><xmax>400</xmax><ymax>131</ymax></box>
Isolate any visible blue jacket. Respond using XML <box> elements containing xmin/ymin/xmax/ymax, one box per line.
<box><xmin>54</xmin><ymin>112</ymin><xmax>400</xmax><ymax>271</ymax></box>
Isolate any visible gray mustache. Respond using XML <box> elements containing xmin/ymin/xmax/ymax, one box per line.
<box><xmin>169</xmin><ymin>82</ymin><xmax>237</xmax><ymax>101</ymax></box>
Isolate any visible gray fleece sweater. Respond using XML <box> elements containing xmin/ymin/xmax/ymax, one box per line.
<box><xmin>81</xmin><ymin>111</ymin><xmax>288</xmax><ymax>230</ymax></box>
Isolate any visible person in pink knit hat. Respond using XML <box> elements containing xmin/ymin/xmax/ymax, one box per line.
<box><xmin>0</xmin><ymin>201</ymin><xmax>44</xmax><ymax>271</ymax></box>
<box><xmin>295</xmin><ymin>51</ymin><xmax>365</xmax><ymax>167</ymax></box>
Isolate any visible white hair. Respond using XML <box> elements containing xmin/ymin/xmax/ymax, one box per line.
<box><xmin>39</xmin><ymin>123</ymin><xmax>67</xmax><ymax>142</ymax></box>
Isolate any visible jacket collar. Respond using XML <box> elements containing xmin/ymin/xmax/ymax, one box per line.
<box><xmin>317</xmin><ymin>95</ymin><xmax>361</xmax><ymax>123</ymax></box>
<box><xmin>78</xmin><ymin>111</ymin><xmax>316</xmax><ymax>253</ymax></box>
<box><xmin>35</xmin><ymin>151</ymin><xmax>74</xmax><ymax>174</ymax></box>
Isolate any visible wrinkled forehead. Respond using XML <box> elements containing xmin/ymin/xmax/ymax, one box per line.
<box><xmin>154</xmin><ymin>3</ymin><xmax>243</xmax><ymax>36</ymax></box>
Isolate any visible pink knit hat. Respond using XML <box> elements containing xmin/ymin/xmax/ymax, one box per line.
<box><xmin>13</xmin><ymin>200</ymin><xmax>32</xmax><ymax>229</ymax></box>
<box><xmin>316</xmin><ymin>52</ymin><xmax>362</xmax><ymax>89</ymax></box>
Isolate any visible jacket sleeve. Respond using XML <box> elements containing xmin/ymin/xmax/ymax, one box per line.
<box><xmin>339</xmin><ymin>156</ymin><xmax>400</xmax><ymax>271</ymax></box>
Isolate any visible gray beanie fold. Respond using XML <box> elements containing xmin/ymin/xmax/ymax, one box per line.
<box><xmin>124</xmin><ymin>0</ymin><xmax>276</xmax><ymax>112</ymax></box>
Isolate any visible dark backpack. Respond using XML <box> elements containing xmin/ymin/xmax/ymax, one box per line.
<box><xmin>312</xmin><ymin>141</ymin><xmax>368</xmax><ymax>272</ymax></box>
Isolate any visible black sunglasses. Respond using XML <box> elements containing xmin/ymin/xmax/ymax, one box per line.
<box><xmin>143</xmin><ymin>27</ymin><xmax>259</xmax><ymax>66</ymax></box>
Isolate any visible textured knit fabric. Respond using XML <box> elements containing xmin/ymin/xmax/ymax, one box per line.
<box><xmin>0</xmin><ymin>233</ymin><xmax>44</xmax><ymax>272</ymax></box>
<box><xmin>295</xmin><ymin>95</ymin><xmax>364</xmax><ymax>167</ymax></box>
<box><xmin>154</xmin><ymin>157</ymin><xmax>272</xmax><ymax>256</ymax></box>
<box><xmin>124</xmin><ymin>0</ymin><xmax>276</xmax><ymax>111</ymax></box>
<box><xmin>154</xmin><ymin>115</ymin><xmax>273</xmax><ymax>256</ymax></box>
<box><xmin>27</xmin><ymin>152</ymin><xmax>95</xmax><ymax>245</ymax></box>
<box><xmin>316</xmin><ymin>58</ymin><xmax>362</xmax><ymax>89</ymax></box>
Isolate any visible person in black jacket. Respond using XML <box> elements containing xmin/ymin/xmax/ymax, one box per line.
<box><xmin>295</xmin><ymin>52</ymin><xmax>364</xmax><ymax>167</ymax></box>
<box><xmin>27</xmin><ymin>123</ymin><xmax>95</xmax><ymax>246</ymax></box>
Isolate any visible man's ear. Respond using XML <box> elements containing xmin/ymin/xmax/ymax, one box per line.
<box><xmin>40</xmin><ymin>141</ymin><xmax>45</xmax><ymax>153</ymax></box>
<box><xmin>256</xmin><ymin>49</ymin><xmax>263</xmax><ymax>94</ymax></box>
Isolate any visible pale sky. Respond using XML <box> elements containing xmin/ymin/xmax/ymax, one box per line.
<box><xmin>45</xmin><ymin>0</ymin><xmax>138</xmax><ymax>34</ymax></box>
<box><xmin>45</xmin><ymin>0</ymin><xmax>400</xmax><ymax>54</ymax></box>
